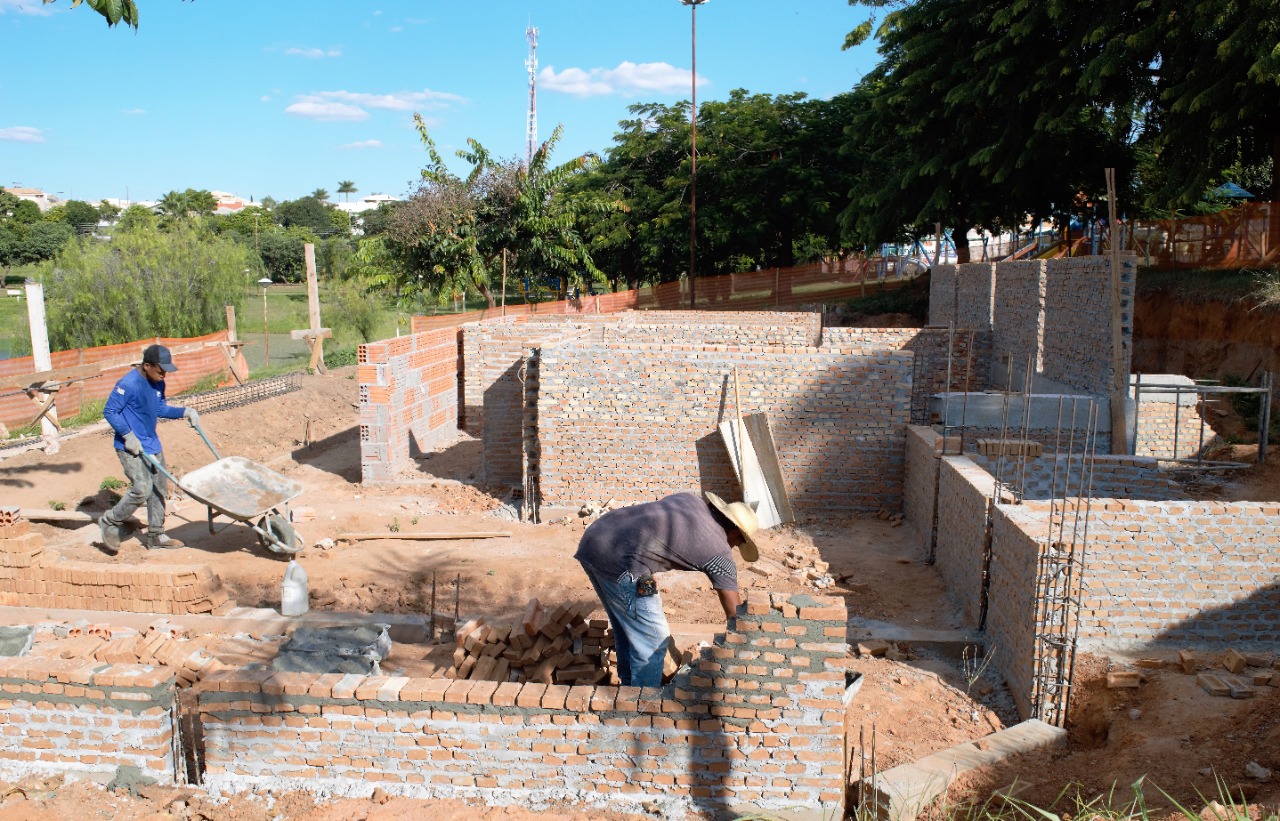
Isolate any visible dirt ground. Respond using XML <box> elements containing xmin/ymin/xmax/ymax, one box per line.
<box><xmin>2</xmin><ymin>367</ymin><xmax>1278</xmax><ymax>819</ymax></box>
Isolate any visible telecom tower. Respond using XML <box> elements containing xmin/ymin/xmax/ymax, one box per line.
<box><xmin>525</xmin><ymin>24</ymin><xmax>539</xmax><ymax>167</ymax></box>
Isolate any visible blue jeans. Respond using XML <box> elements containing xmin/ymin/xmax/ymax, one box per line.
<box><xmin>580</xmin><ymin>564</ymin><xmax>670</xmax><ymax>688</ymax></box>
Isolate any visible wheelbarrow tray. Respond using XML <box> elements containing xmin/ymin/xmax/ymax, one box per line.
<box><xmin>177</xmin><ymin>456</ymin><xmax>303</xmax><ymax>520</ymax></box>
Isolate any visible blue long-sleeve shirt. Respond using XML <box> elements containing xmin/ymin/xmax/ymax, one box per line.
<box><xmin>103</xmin><ymin>367</ymin><xmax>185</xmax><ymax>454</ymax></box>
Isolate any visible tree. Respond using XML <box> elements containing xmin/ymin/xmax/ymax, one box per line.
<box><xmin>276</xmin><ymin>197</ymin><xmax>337</xmax><ymax>232</ymax></box>
<box><xmin>311</xmin><ymin>188</ymin><xmax>329</xmax><ymax>202</ymax></box>
<box><xmin>60</xmin><ymin>200</ymin><xmax>101</xmax><ymax>230</ymax></box>
<box><xmin>116</xmin><ymin>204</ymin><xmax>157</xmax><ymax>233</ymax></box>
<box><xmin>98</xmin><ymin>200</ymin><xmax>121</xmax><ymax>222</ymax></box>
<box><xmin>337</xmin><ymin>180</ymin><xmax>357</xmax><ymax>203</ymax></box>
<box><xmin>41</xmin><ymin>0</ymin><xmax>197</xmax><ymax>30</ymax></box>
<box><xmin>254</xmin><ymin>230</ymin><xmax>308</xmax><ymax>281</ymax></box>
<box><xmin>260</xmin><ymin>196</ymin><xmax>278</xmax><ymax>211</ymax></box>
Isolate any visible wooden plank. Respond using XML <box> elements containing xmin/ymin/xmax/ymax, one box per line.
<box><xmin>289</xmin><ymin>328</ymin><xmax>333</xmax><ymax>341</ymax></box>
<box><xmin>336</xmin><ymin>531</ymin><xmax>510</xmax><ymax>542</ymax></box>
<box><xmin>719</xmin><ymin>418</ymin><xmax>782</xmax><ymax>528</ymax></box>
<box><xmin>742</xmin><ymin>413</ymin><xmax>795</xmax><ymax>524</ymax></box>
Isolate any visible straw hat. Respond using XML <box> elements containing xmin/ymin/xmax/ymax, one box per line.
<box><xmin>704</xmin><ymin>492</ymin><xmax>760</xmax><ymax>563</ymax></box>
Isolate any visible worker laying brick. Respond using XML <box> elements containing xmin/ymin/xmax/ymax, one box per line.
<box><xmin>98</xmin><ymin>344</ymin><xmax>200</xmax><ymax>553</ymax></box>
<box><xmin>574</xmin><ymin>491</ymin><xmax>759</xmax><ymax>688</ymax></box>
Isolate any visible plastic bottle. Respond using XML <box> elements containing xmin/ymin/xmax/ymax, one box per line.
<box><xmin>281</xmin><ymin>559</ymin><xmax>309</xmax><ymax>617</ymax></box>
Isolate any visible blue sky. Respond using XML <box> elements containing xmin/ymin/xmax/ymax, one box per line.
<box><xmin>1</xmin><ymin>0</ymin><xmax>879</xmax><ymax>205</ymax></box>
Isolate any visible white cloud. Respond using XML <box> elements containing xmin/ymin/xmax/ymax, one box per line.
<box><xmin>0</xmin><ymin>126</ymin><xmax>45</xmax><ymax>143</ymax></box>
<box><xmin>285</xmin><ymin>101</ymin><xmax>368</xmax><ymax>122</ymax></box>
<box><xmin>121</xmin><ymin>108</ymin><xmax>146</xmax><ymax>115</ymax></box>
<box><xmin>341</xmin><ymin>139</ymin><xmax>383</xmax><ymax>150</ymax></box>
<box><xmin>285</xmin><ymin>88</ymin><xmax>464</xmax><ymax>121</ymax></box>
<box><xmin>0</xmin><ymin>0</ymin><xmax>53</xmax><ymax>16</ymax></box>
<box><xmin>389</xmin><ymin>25</ymin><xmax>403</xmax><ymax>32</ymax></box>
<box><xmin>260</xmin><ymin>95</ymin><xmax>272</xmax><ymax>103</ymax></box>
<box><xmin>539</xmin><ymin>61</ymin><xmax>705</xmax><ymax>98</ymax></box>
<box><xmin>285</xmin><ymin>47</ymin><xmax>342</xmax><ymax>59</ymax></box>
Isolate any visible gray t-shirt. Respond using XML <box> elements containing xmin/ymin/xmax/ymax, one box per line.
<box><xmin>574</xmin><ymin>492</ymin><xmax>739</xmax><ymax>591</ymax></box>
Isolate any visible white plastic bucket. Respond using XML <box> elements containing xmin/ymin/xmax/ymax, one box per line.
<box><xmin>281</xmin><ymin>559</ymin><xmax>310</xmax><ymax>617</ymax></box>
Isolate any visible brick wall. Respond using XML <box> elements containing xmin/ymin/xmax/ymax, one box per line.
<box><xmin>534</xmin><ymin>341</ymin><xmax>912</xmax><ymax>514</ymax></box>
<box><xmin>970</xmin><ymin>453</ymin><xmax>1186</xmax><ymax>501</ymax></box>
<box><xmin>934</xmin><ymin>456</ymin><xmax>997</xmax><ymax>627</ymax></box>
<box><xmin>0</xmin><ymin>656</ymin><xmax>176</xmax><ymax>781</ymax></box>
<box><xmin>954</xmin><ymin>262</ymin><xmax>997</xmax><ymax>331</ymax></box>
<box><xmin>603</xmin><ymin>311</ymin><xmax>822</xmax><ymax>348</ymax></box>
<box><xmin>358</xmin><ymin>329</ymin><xmax>459</xmax><ymax>484</ymax></box>
<box><xmin>0</xmin><ymin>332</ymin><xmax>234</xmax><ymax>432</ymax></box>
<box><xmin>984</xmin><ymin>504</ymin><xmax>1044</xmax><ymax>720</ymax></box>
<box><xmin>196</xmin><ymin>592</ymin><xmax>849</xmax><ymax>816</ymax></box>
<box><xmin>990</xmin><ymin>260</ymin><xmax>1046</xmax><ymax>388</ymax></box>
<box><xmin>0</xmin><ymin>525</ymin><xmax>230</xmax><ymax>614</ymax></box>
<box><xmin>1134</xmin><ymin>399</ymin><xmax>1225</xmax><ymax>460</ymax></box>
<box><xmin>826</xmin><ymin>328</ymin><xmax>991</xmax><ymax>424</ymax></box>
<box><xmin>953</xmin><ymin>426</ymin><xmax>1113</xmax><ymax>457</ymax></box>
<box><xmin>928</xmin><ymin>265</ymin><xmax>957</xmax><ymax>326</ymax></box>
<box><xmin>1045</xmin><ymin>499</ymin><xmax>1280</xmax><ymax>647</ymax></box>
<box><xmin>1041</xmin><ymin>257</ymin><xmax>1135</xmax><ymax>395</ymax></box>
<box><xmin>903</xmin><ymin>426</ymin><xmax>944</xmax><ymax>556</ymax></box>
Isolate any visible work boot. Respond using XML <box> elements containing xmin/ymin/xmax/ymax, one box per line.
<box><xmin>147</xmin><ymin>533</ymin><xmax>185</xmax><ymax>550</ymax></box>
<box><xmin>99</xmin><ymin>519</ymin><xmax>121</xmax><ymax>554</ymax></box>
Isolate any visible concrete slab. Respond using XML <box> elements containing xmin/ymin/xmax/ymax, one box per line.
<box><xmin>858</xmin><ymin>719</ymin><xmax>1067</xmax><ymax>821</ymax></box>
<box><xmin>0</xmin><ymin>625</ymin><xmax>33</xmax><ymax>656</ymax></box>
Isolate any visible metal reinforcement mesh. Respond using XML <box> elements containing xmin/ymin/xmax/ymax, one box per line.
<box><xmin>181</xmin><ymin>372</ymin><xmax>301</xmax><ymax>414</ymax></box>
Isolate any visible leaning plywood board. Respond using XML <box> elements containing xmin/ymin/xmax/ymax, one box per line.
<box><xmin>742</xmin><ymin>413</ymin><xmax>794</xmax><ymax>524</ymax></box>
<box><xmin>718</xmin><ymin>418</ymin><xmax>783</xmax><ymax>529</ymax></box>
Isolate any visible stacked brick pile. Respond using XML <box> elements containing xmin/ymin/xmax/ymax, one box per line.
<box><xmin>442</xmin><ymin>598</ymin><xmax>692</xmax><ymax>687</ymax></box>
<box><xmin>46</xmin><ymin>621</ymin><xmax>224</xmax><ymax>688</ymax></box>
<box><xmin>0</xmin><ymin>512</ymin><xmax>232</xmax><ymax>615</ymax></box>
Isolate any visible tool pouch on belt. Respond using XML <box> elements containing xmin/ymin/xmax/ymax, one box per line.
<box><xmin>636</xmin><ymin>574</ymin><xmax>658</xmax><ymax>597</ymax></box>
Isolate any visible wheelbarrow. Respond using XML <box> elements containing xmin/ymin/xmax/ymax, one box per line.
<box><xmin>141</xmin><ymin>417</ymin><xmax>306</xmax><ymax>554</ymax></box>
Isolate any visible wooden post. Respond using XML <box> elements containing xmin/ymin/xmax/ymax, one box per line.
<box><xmin>225</xmin><ymin>305</ymin><xmax>238</xmax><ymax>342</ymax></box>
<box><xmin>24</xmin><ymin>281</ymin><xmax>59</xmax><ymax>454</ymax></box>
<box><xmin>1106</xmin><ymin>168</ymin><xmax>1129</xmax><ymax>455</ymax></box>
<box><xmin>302</xmin><ymin>243</ymin><xmax>327</xmax><ymax>374</ymax></box>
<box><xmin>502</xmin><ymin>248</ymin><xmax>507</xmax><ymax>318</ymax></box>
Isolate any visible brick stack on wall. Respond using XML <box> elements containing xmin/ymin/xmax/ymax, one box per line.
<box><xmin>0</xmin><ymin>331</ymin><xmax>234</xmax><ymax>432</ymax></box>
<box><xmin>1040</xmin><ymin>256</ymin><xmax>1135</xmax><ymax>395</ymax></box>
<box><xmin>358</xmin><ymin>328</ymin><xmax>459</xmax><ymax>484</ymax></box>
<box><xmin>196</xmin><ymin>592</ymin><xmax>850</xmax><ymax>816</ymax></box>
<box><xmin>0</xmin><ymin>657</ymin><xmax>177</xmax><ymax>782</ymax></box>
<box><xmin>602</xmin><ymin>311</ymin><xmax>822</xmax><ymax>347</ymax></box>
<box><xmin>533</xmin><ymin>339</ymin><xmax>912</xmax><ymax>514</ymax></box>
<box><xmin>0</xmin><ymin>522</ymin><xmax>230</xmax><ymax>614</ymax></box>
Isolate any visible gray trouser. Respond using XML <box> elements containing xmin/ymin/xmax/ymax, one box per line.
<box><xmin>103</xmin><ymin>449</ymin><xmax>169</xmax><ymax>534</ymax></box>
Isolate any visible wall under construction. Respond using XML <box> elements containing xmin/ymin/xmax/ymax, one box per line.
<box><xmin>196</xmin><ymin>592</ymin><xmax>848</xmax><ymax>816</ymax></box>
<box><xmin>358</xmin><ymin>328</ymin><xmax>459</xmax><ymax>484</ymax></box>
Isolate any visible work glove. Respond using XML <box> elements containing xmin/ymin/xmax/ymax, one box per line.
<box><xmin>123</xmin><ymin>432</ymin><xmax>143</xmax><ymax>455</ymax></box>
<box><xmin>184</xmin><ymin>407</ymin><xmax>201</xmax><ymax>428</ymax></box>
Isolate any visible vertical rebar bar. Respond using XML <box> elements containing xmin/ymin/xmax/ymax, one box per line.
<box><xmin>430</xmin><ymin>572</ymin><xmax>437</xmax><ymax>641</ymax></box>
<box><xmin>958</xmin><ymin>330</ymin><xmax>975</xmax><ymax>453</ymax></box>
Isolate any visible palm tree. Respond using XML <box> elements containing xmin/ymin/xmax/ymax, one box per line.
<box><xmin>337</xmin><ymin>180</ymin><xmax>357</xmax><ymax>203</ymax></box>
<box><xmin>311</xmin><ymin>188</ymin><xmax>329</xmax><ymax>202</ymax></box>
<box><xmin>155</xmin><ymin>190</ymin><xmax>190</xmax><ymax>226</ymax></box>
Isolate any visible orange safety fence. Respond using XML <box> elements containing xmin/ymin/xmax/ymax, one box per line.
<box><xmin>410</xmin><ymin>258</ymin><xmax>920</xmax><ymax>333</ymax></box>
<box><xmin>0</xmin><ymin>331</ymin><xmax>233</xmax><ymax>434</ymax></box>
<box><xmin>1112</xmin><ymin>202</ymin><xmax>1280</xmax><ymax>269</ymax></box>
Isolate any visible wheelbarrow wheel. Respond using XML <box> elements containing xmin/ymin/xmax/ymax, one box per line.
<box><xmin>259</xmin><ymin>513</ymin><xmax>304</xmax><ymax>555</ymax></box>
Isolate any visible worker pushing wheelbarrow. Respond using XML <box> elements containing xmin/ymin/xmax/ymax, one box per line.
<box><xmin>142</xmin><ymin>416</ymin><xmax>306</xmax><ymax>555</ymax></box>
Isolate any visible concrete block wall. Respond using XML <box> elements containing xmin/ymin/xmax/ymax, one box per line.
<box><xmin>0</xmin><ymin>525</ymin><xmax>229</xmax><ymax>614</ymax></box>
<box><xmin>0</xmin><ymin>656</ymin><xmax>177</xmax><ymax>782</ymax></box>
<box><xmin>1041</xmin><ymin>256</ymin><xmax>1135</xmax><ymax>395</ymax></box>
<box><xmin>990</xmin><ymin>260</ymin><xmax>1046</xmax><ymax>389</ymax></box>
<box><xmin>358</xmin><ymin>328</ymin><xmax>459</xmax><ymax>484</ymax></box>
<box><xmin>827</xmin><ymin>328</ymin><xmax>992</xmax><ymax>424</ymax></box>
<box><xmin>954</xmin><ymin>263</ymin><xmax>997</xmax><ymax>331</ymax></box>
<box><xmin>196</xmin><ymin>592</ymin><xmax>849</xmax><ymax>816</ymax></box>
<box><xmin>927</xmin><ymin>264</ymin><xmax>958</xmax><ymax>326</ymax></box>
<box><xmin>934</xmin><ymin>456</ymin><xmax>998</xmax><ymax>627</ymax></box>
<box><xmin>534</xmin><ymin>341</ymin><xmax>912</xmax><ymax>514</ymax></box>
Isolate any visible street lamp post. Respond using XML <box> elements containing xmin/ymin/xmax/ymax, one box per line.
<box><xmin>680</xmin><ymin>0</ymin><xmax>709</xmax><ymax>310</ymax></box>
<box><xmin>258</xmin><ymin>277</ymin><xmax>273</xmax><ymax>368</ymax></box>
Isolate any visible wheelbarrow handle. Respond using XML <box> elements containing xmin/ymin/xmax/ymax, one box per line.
<box><xmin>188</xmin><ymin>414</ymin><xmax>222</xmax><ymax>461</ymax></box>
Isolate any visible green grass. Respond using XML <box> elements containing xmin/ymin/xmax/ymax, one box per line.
<box><xmin>843</xmin><ymin>276</ymin><xmax>930</xmax><ymax>321</ymax></box>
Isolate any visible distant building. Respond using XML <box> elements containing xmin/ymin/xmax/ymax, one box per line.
<box><xmin>7</xmin><ymin>187</ymin><xmax>62</xmax><ymax>211</ymax></box>
<box><xmin>334</xmin><ymin>193</ymin><xmax>400</xmax><ymax>215</ymax></box>
<box><xmin>211</xmin><ymin>191</ymin><xmax>252</xmax><ymax>215</ymax></box>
